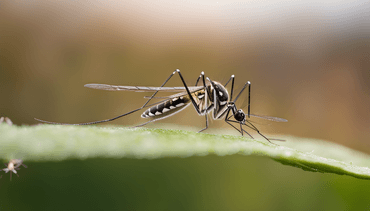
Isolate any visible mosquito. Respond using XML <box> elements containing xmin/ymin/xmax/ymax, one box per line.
<box><xmin>35</xmin><ymin>69</ymin><xmax>287</xmax><ymax>143</ymax></box>
<box><xmin>1</xmin><ymin>159</ymin><xmax>27</xmax><ymax>181</ymax></box>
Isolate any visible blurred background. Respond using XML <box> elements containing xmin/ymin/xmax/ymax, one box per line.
<box><xmin>1</xmin><ymin>0</ymin><xmax>370</xmax><ymax>210</ymax></box>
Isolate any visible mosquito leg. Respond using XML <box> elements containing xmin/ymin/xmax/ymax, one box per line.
<box><xmin>245</xmin><ymin>118</ymin><xmax>285</xmax><ymax>141</ymax></box>
<box><xmin>134</xmin><ymin>71</ymin><xmax>209</xmax><ymax>129</ymax></box>
<box><xmin>195</xmin><ymin>71</ymin><xmax>212</xmax><ymax>132</ymax></box>
<box><xmin>227</xmin><ymin>119</ymin><xmax>255</xmax><ymax>131</ymax></box>
<box><xmin>133</xmin><ymin>119</ymin><xmax>157</xmax><ymax>128</ymax></box>
<box><xmin>229</xmin><ymin>119</ymin><xmax>281</xmax><ymax>143</ymax></box>
<box><xmin>225</xmin><ymin>120</ymin><xmax>242</xmax><ymax>134</ymax></box>
<box><xmin>223</xmin><ymin>75</ymin><xmax>234</xmax><ymax>87</ymax></box>
<box><xmin>196</xmin><ymin>71</ymin><xmax>210</xmax><ymax>114</ymax></box>
<box><xmin>224</xmin><ymin>75</ymin><xmax>235</xmax><ymax>101</ymax></box>
<box><xmin>256</xmin><ymin>131</ymin><xmax>274</xmax><ymax>144</ymax></box>
<box><xmin>224</xmin><ymin>107</ymin><xmax>254</xmax><ymax>138</ymax></box>
<box><xmin>243</xmin><ymin>120</ymin><xmax>275</xmax><ymax>144</ymax></box>
<box><xmin>228</xmin><ymin>118</ymin><xmax>274</xmax><ymax>142</ymax></box>
<box><xmin>195</xmin><ymin>72</ymin><xmax>203</xmax><ymax>86</ymax></box>
<box><xmin>35</xmin><ymin>71</ymin><xmax>179</xmax><ymax>125</ymax></box>
<box><xmin>198</xmin><ymin>115</ymin><xmax>208</xmax><ymax>133</ymax></box>
<box><xmin>248</xmin><ymin>81</ymin><xmax>251</xmax><ymax>118</ymax></box>
<box><xmin>241</xmin><ymin>128</ymin><xmax>254</xmax><ymax>139</ymax></box>
<box><xmin>232</xmin><ymin>82</ymin><xmax>250</xmax><ymax>104</ymax></box>
<box><xmin>175</xmin><ymin>69</ymin><xmax>204</xmax><ymax>115</ymax></box>
<box><xmin>140</xmin><ymin>71</ymin><xmax>177</xmax><ymax>108</ymax></box>
<box><xmin>223</xmin><ymin>108</ymin><xmax>242</xmax><ymax>135</ymax></box>
<box><xmin>224</xmin><ymin>108</ymin><xmax>232</xmax><ymax>122</ymax></box>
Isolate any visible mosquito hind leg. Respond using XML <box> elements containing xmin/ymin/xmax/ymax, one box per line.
<box><xmin>35</xmin><ymin>70</ymin><xmax>179</xmax><ymax>125</ymax></box>
<box><xmin>132</xmin><ymin>119</ymin><xmax>157</xmax><ymax>128</ymax></box>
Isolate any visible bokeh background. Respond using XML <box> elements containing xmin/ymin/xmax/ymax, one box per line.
<box><xmin>1</xmin><ymin>0</ymin><xmax>370</xmax><ymax>210</ymax></box>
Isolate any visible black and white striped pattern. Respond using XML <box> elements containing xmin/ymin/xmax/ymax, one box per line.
<box><xmin>141</xmin><ymin>96</ymin><xmax>190</xmax><ymax>118</ymax></box>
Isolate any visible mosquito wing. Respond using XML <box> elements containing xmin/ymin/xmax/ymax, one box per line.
<box><xmin>249</xmin><ymin>114</ymin><xmax>288</xmax><ymax>122</ymax></box>
<box><xmin>84</xmin><ymin>84</ymin><xmax>204</xmax><ymax>92</ymax></box>
<box><xmin>144</xmin><ymin>88</ymin><xmax>205</xmax><ymax>99</ymax></box>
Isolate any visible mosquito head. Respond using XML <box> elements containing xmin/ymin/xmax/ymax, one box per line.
<box><xmin>234</xmin><ymin>109</ymin><xmax>246</xmax><ymax>123</ymax></box>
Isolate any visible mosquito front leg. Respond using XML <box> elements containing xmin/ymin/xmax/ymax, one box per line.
<box><xmin>223</xmin><ymin>108</ymin><xmax>242</xmax><ymax>134</ymax></box>
<box><xmin>243</xmin><ymin>120</ymin><xmax>275</xmax><ymax>144</ymax></box>
<box><xmin>223</xmin><ymin>106</ymin><xmax>254</xmax><ymax>138</ymax></box>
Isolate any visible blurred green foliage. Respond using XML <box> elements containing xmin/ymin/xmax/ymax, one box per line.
<box><xmin>1</xmin><ymin>156</ymin><xmax>370</xmax><ymax>210</ymax></box>
<box><xmin>1</xmin><ymin>124</ymin><xmax>370</xmax><ymax>179</ymax></box>
<box><xmin>1</xmin><ymin>124</ymin><xmax>370</xmax><ymax>210</ymax></box>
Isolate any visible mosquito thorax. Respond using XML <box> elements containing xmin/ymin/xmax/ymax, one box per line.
<box><xmin>208</xmin><ymin>81</ymin><xmax>229</xmax><ymax>105</ymax></box>
<box><xmin>234</xmin><ymin>109</ymin><xmax>245</xmax><ymax>122</ymax></box>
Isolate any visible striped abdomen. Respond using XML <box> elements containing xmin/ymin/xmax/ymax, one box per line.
<box><xmin>141</xmin><ymin>96</ymin><xmax>191</xmax><ymax>118</ymax></box>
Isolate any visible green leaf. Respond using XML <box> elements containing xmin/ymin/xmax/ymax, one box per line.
<box><xmin>1</xmin><ymin>124</ymin><xmax>369</xmax><ymax>180</ymax></box>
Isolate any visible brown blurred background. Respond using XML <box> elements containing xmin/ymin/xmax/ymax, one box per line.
<box><xmin>1</xmin><ymin>0</ymin><xmax>370</xmax><ymax>153</ymax></box>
